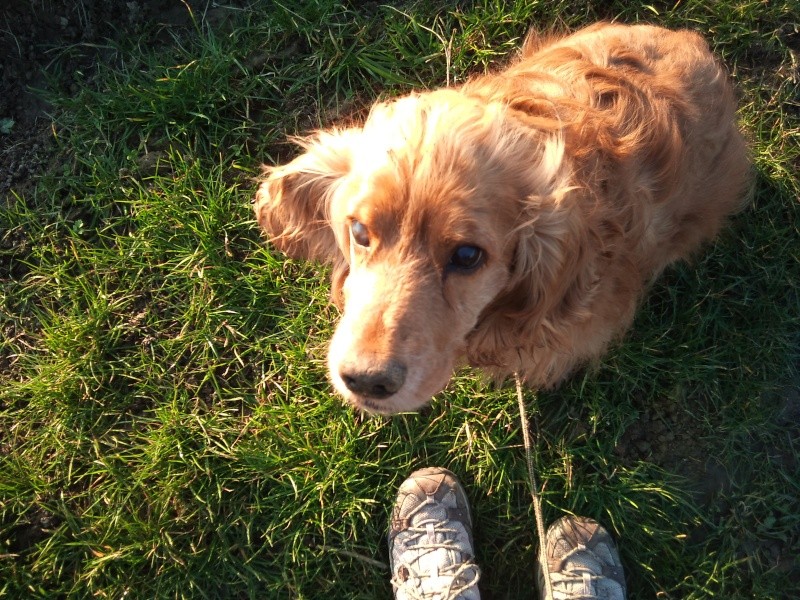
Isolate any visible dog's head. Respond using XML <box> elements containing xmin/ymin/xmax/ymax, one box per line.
<box><xmin>255</xmin><ymin>90</ymin><xmax>574</xmax><ymax>413</ymax></box>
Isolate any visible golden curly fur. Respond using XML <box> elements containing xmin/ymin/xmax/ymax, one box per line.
<box><xmin>254</xmin><ymin>23</ymin><xmax>751</xmax><ymax>414</ymax></box>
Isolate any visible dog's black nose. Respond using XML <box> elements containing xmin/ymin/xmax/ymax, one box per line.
<box><xmin>340</xmin><ymin>359</ymin><xmax>407</xmax><ymax>399</ymax></box>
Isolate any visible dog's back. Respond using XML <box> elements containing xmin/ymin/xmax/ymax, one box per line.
<box><xmin>543</xmin><ymin>24</ymin><xmax>751</xmax><ymax>267</ymax></box>
<box><xmin>471</xmin><ymin>23</ymin><xmax>751</xmax><ymax>277</ymax></box>
<box><xmin>462</xmin><ymin>24</ymin><xmax>751</xmax><ymax>387</ymax></box>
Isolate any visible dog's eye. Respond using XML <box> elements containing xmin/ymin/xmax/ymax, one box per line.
<box><xmin>350</xmin><ymin>220</ymin><xmax>370</xmax><ymax>247</ymax></box>
<box><xmin>448</xmin><ymin>245</ymin><xmax>484</xmax><ymax>272</ymax></box>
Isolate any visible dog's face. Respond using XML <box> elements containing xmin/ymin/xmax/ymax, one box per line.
<box><xmin>256</xmin><ymin>90</ymin><xmax>568</xmax><ymax>413</ymax></box>
<box><xmin>326</xmin><ymin>135</ymin><xmax>519</xmax><ymax>413</ymax></box>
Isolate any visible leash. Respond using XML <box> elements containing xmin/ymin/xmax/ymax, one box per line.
<box><xmin>514</xmin><ymin>373</ymin><xmax>554</xmax><ymax>600</ymax></box>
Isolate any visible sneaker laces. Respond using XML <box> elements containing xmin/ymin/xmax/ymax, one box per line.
<box><xmin>391</xmin><ymin>502</ymin><xmax>480</xmax><ymax>599</ymax></box>
<box><xmin>548</xmin><ymin>544</ymin><xmax>618</xmax><ymax>600</ymax></box>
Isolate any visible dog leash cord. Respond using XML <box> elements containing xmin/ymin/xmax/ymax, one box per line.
<box><xmin>514</xmin><ymin>373</ymin><xmax>554</xmax><ymax>600</ymax></box>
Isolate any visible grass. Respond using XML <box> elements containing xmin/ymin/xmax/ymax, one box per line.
<box><xmin>1</xmin><ymin>0</ymin><xmax>798</xmax><ymax>597</ymax></box>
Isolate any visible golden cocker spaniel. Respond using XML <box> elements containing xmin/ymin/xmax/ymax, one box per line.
<box><xmin>254</xmin><ymin>23</ymin><xmax>751</xmax><ymax>414</ymax></box>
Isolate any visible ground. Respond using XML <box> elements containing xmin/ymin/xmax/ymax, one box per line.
<box><xmin>2</xmin><ymin>0</ymin><xmax>789</xmax><ymax>494</ymax></box>
<box><xmin>1</xmin><ymin>0</ymin><xmax>798</xmax><ymax>593</ymax></box>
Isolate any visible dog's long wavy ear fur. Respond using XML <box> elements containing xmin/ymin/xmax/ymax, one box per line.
<box><xmin>466</xmin><ymin>132</ymin><xmax>607</xmax><ymax>385</ymax></box>
<box><xmin>254</xmin><ymin>129</ymin><xmax>358</xmax><ymax>263</ymax></box>
<box><xmin>468</xmin><ymin>190</ymin><xmax>593</xmax><ymax>374</ymax></box>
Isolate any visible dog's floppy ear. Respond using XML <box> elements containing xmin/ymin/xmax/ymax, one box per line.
<box><xmin>254</xmin><ymin>129</ymin><xmax>358</xmax><ymax>262</ymax></box>
<box><xmin>469</xmin><ymin>192</ymin><xmax>590</xmax><ymax>359</ymax></box>
<box><xmin>466</xmin><ymin>133</ymin><xmax>604</xmax><ymax>381</ymax></box>
<box><xmin>469</xmin><ymin>179</ymin><xmax>631</xmax><ymax>387</ymax></box>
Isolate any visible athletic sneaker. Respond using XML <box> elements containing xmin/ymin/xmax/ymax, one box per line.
<box><xmin>537</xmin><ymin>516</ymin><xmax>627</xmax><ymax>600</ymax></box>
<box><xmin>388</xmin><ymin>467</ymin><xmax>481</xmax><ymax>600</ymax></box>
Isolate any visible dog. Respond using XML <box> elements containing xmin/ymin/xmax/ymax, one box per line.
<box><xmin>254</xmin><ymin>23</ymin><xmax>751</xmax><ymax>414</ymax></box>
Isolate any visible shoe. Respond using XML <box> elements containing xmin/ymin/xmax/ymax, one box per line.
<box><xmin>388</xmin><ymin>467</ymin><xmax>481</xmax><ymax>600</ymax></box>
<box><xmin>537</xmin><ymin>516</ymin><xmax>626</xmax><ymax>600</ymax></box>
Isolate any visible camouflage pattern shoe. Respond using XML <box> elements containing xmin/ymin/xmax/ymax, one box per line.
<box><xmin>389</xmin><ymin>467</ymin><xmax>481</xmax><ymax>600</ymax></box>
<box><xmin>537</xmin><ymin>516</ymin><xmax>626</xmax><ymax>600</ymax></box>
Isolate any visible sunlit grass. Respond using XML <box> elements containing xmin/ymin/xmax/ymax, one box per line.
<box><xmin>1</xmin><ymin>1</ymin><xmax>798</xmax><ymax>597</ymax></box>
